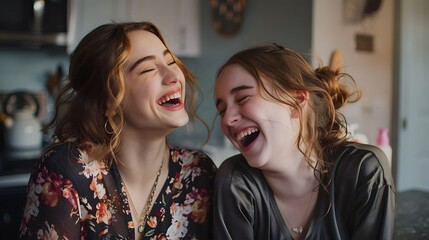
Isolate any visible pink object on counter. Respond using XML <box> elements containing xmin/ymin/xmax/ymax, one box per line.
<box><xmin>376</xmin><ymin>128</ymin><xmax>392</xmax><ymax>167</ymax></box>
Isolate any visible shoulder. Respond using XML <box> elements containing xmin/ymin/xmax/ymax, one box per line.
<box><xmin>332</xmin><ymin>142</ymin><xmax>395</xmax><ymax>188</ymax></box>
<box><xmin>39</xmin><ymin>141</ymin><xmax>80</xmax><ymax>170</ymax></box>
<box><xmin>36</xmin><ymin>141</ymin><xmax>108</xmax><ymax>182</ymax></box>
<box><xmin>215</xmin><ymin>154</ymin><xmax>264</xmax><ymax>188</ymax></box>
<box><xmin>333</xmin><ymin>142</ymin><xmax>390</xmax><ymax>173</ymax></box>
<box><xmin>170</xmin><ymin>145</ymin><xmax>217</xmax><ymax>175</ymax></box>
<box><xmin>214</xmin><ymin>154</ymin><xmax>270</xmax><ymax>213</ymax></box>
<box><xmin>216</xmin><ymin>154</ymin><xmax>251</xmax><ymax>177</ymax></box>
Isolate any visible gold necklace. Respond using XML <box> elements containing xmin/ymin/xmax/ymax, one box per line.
<box><xmin>123</xmin><ymin>148</ymin><xmax>167</xmax><ymax>233</ymax></box>
<box><xmin>282</xmin><ymin>183</ymin><xmax>317</xmax><ymax>237</ymax></box>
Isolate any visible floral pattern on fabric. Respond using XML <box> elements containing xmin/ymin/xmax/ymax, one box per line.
<box><xmin>18</xmin><ymin>142</ymin><xmax>217</xmax><ymax>240</ymax></box>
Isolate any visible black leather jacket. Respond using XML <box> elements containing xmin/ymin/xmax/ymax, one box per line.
<box><xmin>213</xmin><ymin>142</ymin><xmax>395</xmax><ymax>240</ymax></box>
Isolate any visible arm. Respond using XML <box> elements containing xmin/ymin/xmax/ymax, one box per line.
<box><xmin>213</xmin><ymin>159</ymin><xmax>255</xmax><ymax>240</ymax></box>
<box><xmin>350</xmin><ymin>146</ymin><xmax>396</xmax><ymax>240</ymax></box>
<box><xmin>19</xmin><ymin>150</ymin><xmax>81</xmax><ymax>239</ymax></box>
<box><xmin>173</xmin><ymin>149</ymin><xmax>217</xmax><ymax>239</ymax></box>
<box><xmin>352</xmin><ymin>183</ymin><xmax>395</xmax><ymax>240</ymax></box>
<box><xmin>189</xmin><ymin>153</ymin><xmax>218</xmax><ymax>239</ymax></box>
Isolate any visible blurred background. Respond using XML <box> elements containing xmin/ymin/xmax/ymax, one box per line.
<box><xmin>0</xmin><ymin>0</ymin><xmax>428</xmax><ymax>237</ymax></box>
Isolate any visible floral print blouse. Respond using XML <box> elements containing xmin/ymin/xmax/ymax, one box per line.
<box><xmin>18</xmin><ymin>142</ymin><xmax>217</xmax><ymax>239</ymax></box>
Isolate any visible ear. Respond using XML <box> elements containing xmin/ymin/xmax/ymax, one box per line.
<box><xmin>294</xmin><ymin>90</ymin><xmax>309</xmax><ymax>106</ymax></box>
<box><xmin>290</xmin><ymin>90</ymin><xmax>309</xmax><ymax>118</ymax></box>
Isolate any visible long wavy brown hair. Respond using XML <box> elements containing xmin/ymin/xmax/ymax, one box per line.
<box><xmin>216</xmin><ymin>43</ymin><xmax>361</xmax><ymax>191</ymax></box>
<box><xmin>46</xmin><ymin>21</ymin><xmax>207</xmax><ymax>164</ymax></box>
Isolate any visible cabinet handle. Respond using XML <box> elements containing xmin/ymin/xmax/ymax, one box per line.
<box><xmin>402</xmin><ymin>118</ymin><xmax>407</xmax><ymax>129</ymax></box>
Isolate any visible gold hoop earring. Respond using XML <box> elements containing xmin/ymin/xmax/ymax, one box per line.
<box><xmin>104</xmin><ymin>121</ymin><xmax>114</xmax><ymax>135</ymax></box>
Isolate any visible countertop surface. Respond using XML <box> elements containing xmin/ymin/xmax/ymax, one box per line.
<box><xmin>0</xmin><ymin>150</ymin><xmax>38</xmax><ymax>188</ymax></box>
<box><xmin>394</xmin><ymin>189</ymin><xmax>429</xmax><ymax>240</ymax></box>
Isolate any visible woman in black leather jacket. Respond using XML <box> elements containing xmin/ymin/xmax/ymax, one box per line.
<box><xmin>213</xmin><ymin>43</ymin><xmax>395</xmax><ymax>240</ymax></box>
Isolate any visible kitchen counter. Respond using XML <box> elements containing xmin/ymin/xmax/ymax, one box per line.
<box><xmin>394</xmin><ymin>190</ymin><xmax>429</xmax><ymax>239</ymax></box>
<box><xmin>0</xmin><ymin>150</ymin><xmax>38</xmax><ymax>180</ymax></box>
<box><xmin>0</xmin><ymin>151</ymin><xmax>37</xmax><ymax>239</ymax></box>
<box><xmin>0</xmin><ymin>149</ymin><xmax>37</xmax><ymax>192</ymax></box>
<box><xmin>0</xmin><ymin>150</ymin><xmax>36</xmax><ymax>198</ymax></box>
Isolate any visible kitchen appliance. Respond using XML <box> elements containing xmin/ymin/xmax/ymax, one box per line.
<box><xmin>0</xmin><ymin>0</ymin><xmax>70</xmax><ymax>51</ymax></box>
<box><xmin>0</xmin><ymin>91</ymin><xmax>48</xmax><ymax>159</ymax></box>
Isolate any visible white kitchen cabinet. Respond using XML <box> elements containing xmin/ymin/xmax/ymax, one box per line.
<box><xmin>129</xmin><ymin>0</ymin><xmax>201</xmax><ymax>57</ymax></box>
<box><xmin>68</xmin><ymin>0</ymin><xmax>200</xmax><ymax>57</ymax></box>
<box><xmin>68</xmin><ymin>0</ymin><xmax>131</xmax><ymax>53</ymax></box>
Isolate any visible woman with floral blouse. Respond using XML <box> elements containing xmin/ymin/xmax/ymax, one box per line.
<box><xmin>19</xmin><ymin>21</ymin><xmax>217</xmax><ymax>240</ymax></box>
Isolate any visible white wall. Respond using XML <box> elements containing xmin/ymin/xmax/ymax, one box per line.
<box><xmin>312</xmin><ymin>0</ymin><xmax>394</xmax><ymax>145</ymax></box>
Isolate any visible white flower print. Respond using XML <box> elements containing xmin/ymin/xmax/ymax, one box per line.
<box><xmin>95</xmin><ymin>180</ymin><xmax>106</xmax><ymax>199</ymax></box>
<box><xmin>78</xmin><ymin>152</ymin><xmax>108</xmax><ymax>179</ymax></box>
<box><xmin>166</xmin><ymin>203</ymin><xmax>192</xmax><ymax>239</ymax></box>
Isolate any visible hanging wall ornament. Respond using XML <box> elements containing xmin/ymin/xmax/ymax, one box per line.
<box><xmin>211</xmin><ymin>0</ymin><xmax>247</xmax><ymax>37</ymax></box>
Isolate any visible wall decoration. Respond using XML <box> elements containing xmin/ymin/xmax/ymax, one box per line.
<box><xmin>344</xmin><ymin>0</ymin><xmax>383</xmax><ymax>23</ymax></box>
<box><xmin>211</xmin><ymin>0</ymin><xmax>246</xmax><ymax>37</ymax></box>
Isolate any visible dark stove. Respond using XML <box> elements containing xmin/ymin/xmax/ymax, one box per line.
<box><xmin>0</xmin><ymin>151</ymin><xmax>37</xmax><ymax>239</ymax></box>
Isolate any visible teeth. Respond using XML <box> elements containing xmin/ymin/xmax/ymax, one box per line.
<box><xmin>236</xmin><ymin>127</ymin><xmax>259</xmax><ymax>141</ymax></box>
<box><xmin>158</xmin><ymin>92</ymin><xmax>181</xmax><ymax>104</ymax></box>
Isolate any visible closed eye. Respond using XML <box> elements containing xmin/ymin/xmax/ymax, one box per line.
<box><xmin>141</xmin><ymin>68</ymin><xmax>155</xmax><ymax>74</ymax></box>
<box><xmin>237</xmin><ymin>95</ymin><xmax>250</xmax><ymax>104</ymax></box>
<box><xmin>218</xmin><ymin>109</ymin><xmax>225</xmax><ymax>117</ymax></box>
<box><xmin>216</xmin><ymin>103</ymin><xmax>226</xmax><ymax>117</ymax></box>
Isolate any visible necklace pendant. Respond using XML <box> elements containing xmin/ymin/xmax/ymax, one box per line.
<box><xmin>292</xmin><ymin>226</ymin><xmax>303</xmax><ymax>234</ymax></box>
<box><xmin>138</xmin><ymin>225</ymin><xmax>144</xmax><ymax>233</ymax></box>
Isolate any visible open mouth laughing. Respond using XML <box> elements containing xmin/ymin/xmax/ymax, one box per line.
<box><xmin>236</xmin><ymin>127</ymin><xmax>260</xmax><ymax>148</ymax></box>
<box><xmin>157</xmin><ymin>91</ymin><xmax>182</xmax><ymax>107</ymax></box>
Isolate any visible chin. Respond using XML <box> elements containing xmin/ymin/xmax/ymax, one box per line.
<box><xmin>173</xmin><ymin>113</ymin><xmax>189</xmax><ymax>127</ymax></box>
<box><xmin>243</xmin><ymin>151</ymin><xmax>268</xmax><ymax>169</ymax></box>
<box><xmin>246</xmin><ymin>158</ymin><xmax>264</xmax><ymax>168</ymax></box>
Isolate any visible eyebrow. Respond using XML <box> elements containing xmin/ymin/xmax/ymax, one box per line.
<box><xmin>128</xmin><ymin>49</ymin><xmax>171</xmax><ymax>72</ymax></box>
<box><xmin>216</xmin><ymin>85</ymin><xmax>254</xmax><ymax>108</ymax></box>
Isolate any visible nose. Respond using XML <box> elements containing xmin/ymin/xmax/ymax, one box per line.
<box><xmin>221</xmin><ymin>106</ymin><xmax>241</xmax><ymax>127</ymax></box>
<box><xmin>162</xmin><ymin>66</ymin><xmax>180</xmax><ymax>85</ymax></box>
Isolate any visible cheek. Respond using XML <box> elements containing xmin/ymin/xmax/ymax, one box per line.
<box><xmin>220</xmin><ymin>122</ymin><xmax>236</xmax><ymax>142</ymax></box>
<box><xmin>220</xmin><ymin>122</ymin><xmax>229</xmax><ymax>135</ymax></box>
<box><xmin>175</xmin><ymin>67</ymin><xmax>186</xmax><ymax>83</ymax></box>
<box><xmin>131</xmin><ymin>80</ymin><xmax>155</xmax><ymax>96</ymax></box>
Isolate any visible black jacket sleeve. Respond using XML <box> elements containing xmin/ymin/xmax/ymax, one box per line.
<box><xmin>332</xmin><ymin>143</ymin><xmax>395</xmax><ymax>240</ymax></box>
<box><xmin>213</xmin><ymin>156</ymin><xmax>255</xmax><ymax>240</ymax></box>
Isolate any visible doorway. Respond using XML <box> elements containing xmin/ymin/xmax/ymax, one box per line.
<box><xmin>395</xmin><ymin>0</ymin><xmax>429</xmax><ymax>191</ymax></box>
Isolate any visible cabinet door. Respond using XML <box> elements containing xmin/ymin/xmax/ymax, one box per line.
<box><xmin>129</xmin><ymin>0</ymin><xmax>200</xmax><ymax>57</ymax></box>
<box><xmin>68</xmin><ymin>0</ymin><xmax>130</xmax><ymax>53</ymax></box>
<box><xmin>68</xmin><ymin>0</ymin><xmax>200</xmax><ymax>57</ymax></box>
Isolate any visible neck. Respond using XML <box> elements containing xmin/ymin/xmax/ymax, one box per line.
<box><xmin>263</xmin><ymin>156</ymin><xmax>316</xmax><ymax>199</ymax></box>
<box><xmin>118</xmin><ymin>138</ymin><xmax>169</xmax><ymax>237</ymax></box>
<box><xmin>117</xmin><ymin>137</ymin><xmax>168</xmax><ymax>183</ymax></box>
<box><xmin>269</xmin><ymin>170</ymin><xmax>318</xmax><ymax>239</ymax></box>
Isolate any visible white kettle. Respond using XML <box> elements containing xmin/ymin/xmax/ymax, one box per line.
<box><xmin>4</xmin><ymin>107</ymin><xmax>42</xmax><ymax>150</ymax></box>
<box><xmin>2</xmin><ymin>91</ymin><xmax>43</xmax><ymax>150</ymax></box>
